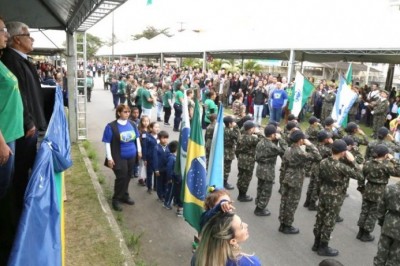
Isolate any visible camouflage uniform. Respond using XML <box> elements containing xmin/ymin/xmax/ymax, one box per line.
<box><xmin>347</xmin><ymin>132</ymin><xmax>369</xmax><ymax>147</ymax></box>
<box><xmin>374</xmin><ymin>181</ymin><xmax>400</xmax><ymax>266</ymax></box>
<box><xmin>255</xmin><ymin>137</ymin><xmax>287</xmax><ymax>210</ymax></box>
<box><xmin>365</xmin><ymin>139</ymin><xmax>400</xmax><ymax>160</ymax></box>
<box><xmin>372</xmin><ymin>99</ymin><xmax>389</xmax><ymax>137</ymax></box>
<box><xmin>314</xmin><ymin>157</ymin><xmax>362</xmax><ymax>243</ymax></box>
<box><xmin>320</xmin><ymin>91</ymin><xmax>336</xmax><ymax>123</ymax></box>
<box><xmin>232</xmin><ymin>99</ymin><xmax>245</xmax><ymax>118</ymax></box>
<box><xmin>305</xmin><ymin>142</ymin><xmax>332</xmax><ymax>208</ymax></box>
<box><xmin>204</xmin><ymin>122</ymin><xmax>215</xmax><ymax>163</ymax></box>
<box><xmin>358</xmin><ymin>158</ymin><xmax>400</xmax><ymax>235</ymax></box>
<box><xmin>306</xmin><ymin>124</ymin><xmax>324</xmax><ymax>146</ymax></box>
<box><xmin>236</xmin><ymin>132</ymin><xmax>263</xmax><ymax>195</ymax></box>
<box><xmin>279</xmin><ymin>143</ymin><xmax>321</xmax><ymax>227</ymax></box>
<box><xmin>224</xmin><ymin>125</ymin><xmax>241</xmax><ymax>183</ymax></box>
<box><xmin>325</xmin><ymin>127</ymin><xmax>345</xmax><ymax>140</ymax></box>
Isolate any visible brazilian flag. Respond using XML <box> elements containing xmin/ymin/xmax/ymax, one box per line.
<box><xmin>182</xmin><ymin>99</ymin><xmax>207</xmax><ymax>232</ymax></box>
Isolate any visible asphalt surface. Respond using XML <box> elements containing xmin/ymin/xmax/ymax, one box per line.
<box><xmin>85</xmin><ymin>77</ymin><xmax>392</xmax><ymax>266</ymax></box>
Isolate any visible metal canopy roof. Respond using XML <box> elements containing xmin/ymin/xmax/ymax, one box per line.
<box><xmin>1</xmin><ymin>0</ymin><xmax>127</xmax><ymax>33</ymax></box>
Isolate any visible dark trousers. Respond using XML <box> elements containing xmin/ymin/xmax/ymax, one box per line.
<box><xmin>112</xmin><ymin>157</ymin><xmax>135</xmax><ymax>201</ymax></box>
<box><xmin>145</xmin><ymin>162</ymin><xmax>155</xmax><ymax>190</ymax></box>
<box><xmin>118</xmin><ymin>94</ymin><xmax>126</xmax><ymax>105</ymax></box>
<box><xmin>163</xmin><ymin>106</ymin><xmax>172</xmax><ymax>124</ymax></box>
<box><xmin>112</xmin><ymin>94</ymin><xmax>119</xmax><ymax>109</ymax></box>
<box><xmin>156</xmin><ymin>171</ymin><xmax>167</xmax><ymax>200</ymax></box>
<box><xmin>165</xmin><ymin>181</ymin><xmax>182</xmax><ymax>207</ymax></box>
<box><xmin>173</xmin><ymin>103</ymin><xmax>182</xmax><ymax>130</ymax></box>
<box><xmin>87</xmin><ymin>88</ymin><xmax>92</xmax><ymax>102</ymax></box>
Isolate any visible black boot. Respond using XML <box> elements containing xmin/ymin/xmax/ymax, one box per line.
<box><xmin>281</xmin><ymin>225</ymin><xmax>299</xmax><ymax>234</ymax></box>
<box><xmin>254</xmin><ymin>207</ymin><xmax>271</xmax><ymax>216</ymax></box>
<box><xmin>224</xmin><ymin>181</ymin><xmax>234</xmax><ymax>190</ymax></box>
<box><xmin>360</xmin><ymin>230</ymin><xmax>375</xmax><ymax>242</ymax></box>
<box><xmin>336</xmin><ymin>216</ymin><xmax>344</xmax><ymax>223</ymax></box>
<box><xmin>308</xmin><ymin>201</ymin><xmax>317</xmax><ymax>211</ymax></box>
<box><xmin>303</xmin><ymin>196</ymin><xmax>310</xmax><ymax>208</ymax></box>
<box><xmin>356</xmin><ymin>227</ymin><xmax>364</xmax><ymax>239</ymax></box>
<box><xmin>317</xmin><ymin>241</ymin><xmax>339</xmax><ymax>257</ymax></box>
<box><xmin>112</xmin><ymin>200</ymin><xmax>123</xmax><ymax>211</ymax></box>
<box><xmin>278</xmin><ymin>223</ymin><xmax>285</xmax><ymax>232</ymax></box>
<box><xmin>237</xmin><ymin>193</ymin><xmax>253</xmax><ymax>202</ymax></box>
<box><xmin>312</xmin><ymin>236</ymin><xmax>321</xmax><ymax>251</ymax></box>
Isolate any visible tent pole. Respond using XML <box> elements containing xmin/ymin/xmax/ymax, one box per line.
<box><xmin>66</xmin><ymin>32</ymin><xmax>77</xmax><ymax>143</ymax></box>
<box><xmin>287</xmin><ymin>49</ymin><xmax>295</xmax><ymax>82</ymax></box>
<box><xmin>203</xmin><ymin>51</ymin><xmax>207</xmax><ymax>72</ymax></box>
<box><xmin>385</xmin><ymin>64</ymin><xmax>395</xmax><ymax>91</ymax></box>
<box><xmin>365</xmin><ymin>65</ymin><xmax>370</xmax><ymax>85</ymax></box>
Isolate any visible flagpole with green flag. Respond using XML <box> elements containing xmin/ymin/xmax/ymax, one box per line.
<box><xmin>182</xmin><ymin>99</ymin><xmax>207</xmax><ymax>232</ymax></box>
<box><xmin>341</xmin><ymin>63</ymin><xmax>353</xmax><ymax>127</ymax></box>
<box><xmin>290</xmin><ymin>71</ymin><xmax>315</xmax><ymax>117</ymax></box>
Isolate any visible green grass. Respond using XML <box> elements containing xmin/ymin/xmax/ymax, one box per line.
<box><xmin>64</xmin><ymin>144</ymin><xmax>126</xmax><ymax>266</ymax></box>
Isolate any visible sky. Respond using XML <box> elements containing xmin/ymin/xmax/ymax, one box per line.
<box><xmin>87</xmin><ymin>0</ymin><xmax>400</xmax><ymax>43</ymax></box>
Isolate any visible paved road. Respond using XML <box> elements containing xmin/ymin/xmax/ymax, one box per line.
<box><xmin>85</xmin><ymin>77</ymin><xmax>389</xmax><ymax>266</ymax></box>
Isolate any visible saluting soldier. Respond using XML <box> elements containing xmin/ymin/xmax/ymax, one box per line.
<box><xmin>254</xmin><ymin>125</ymin><xmax>287</xmax><ymax>216</ymax></box>
<box><xmin>235</xmin><ymin>121</ymin><xmax>263</xmax><ymax>202</ymax></box>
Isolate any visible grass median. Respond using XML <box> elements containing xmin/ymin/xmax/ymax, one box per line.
<box><xmin>64</xmin><ymin>144</ymin><xmax>125</xmax><ymax>266</ymax></box>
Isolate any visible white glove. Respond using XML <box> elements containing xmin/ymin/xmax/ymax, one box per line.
<box><xmin>364</xmin><ymin>103</ymin><xmax>369</xmax><ymax>106</ymax></box>
<box><xmin>387</xmin><ymin>114</ymin><xmax>392</xmax><ymax>120</ymax></box>
<box><xmin>371</xmin><ymin>111</ymin><xmax>374</xmax><ymax>115</ymax></box>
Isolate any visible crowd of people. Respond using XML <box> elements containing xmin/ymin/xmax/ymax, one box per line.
<box><xmin>0</xmin><ymin>16</ymin><xmax>399</xmax><ymax>264</ymax></box>
<box><xmin>94</xmin><ymin>60</ymin><xmax>400</xmax><ymax>265</ymax></box>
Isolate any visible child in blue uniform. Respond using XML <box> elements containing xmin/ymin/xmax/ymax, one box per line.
<box><xmin>153</xmin><ymin>130</ymin><xmax>170</xmax><ymax>201</ymax></box>
<box><xmin>142</xmin><ymin>121</ymin><xmax>160</xmax><ymax>193</ymax></box>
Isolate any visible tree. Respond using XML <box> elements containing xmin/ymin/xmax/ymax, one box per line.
<box><xmin>182</xmin><ymin>58</ymin><xmax>201</xmax><ymax>68</ymax></box>
<box><xmin>237</xmin><ymin>60</ymin><xmax>262</xmax><ymax>74</ymax></box>
<box><xmin>131</xmin><ymin>26</ymin><xmax>172</xmax><ymax>40</ymax></box>
<box><xmin>75</xmin><ymin>33</ymin><xmax>104</xmax><ymax>59</ymax></box>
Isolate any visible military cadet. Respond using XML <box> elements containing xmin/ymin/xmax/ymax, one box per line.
<box><xmin>345</xmin><ymin>122</ymin><xmax>369</xmax><ymax>147</ymax></box>
<box><xmin>306</xmin><ymin>116</ymin><xmax>324</xmax><ymax>145</ymax></box>
<box><xmin>304</xmin><ymin>130</ymin><xmax>333</xmax><ymax>211</ymax></box>
<box><xmin>278</xmin><ymin>121</ymin><xmax>301</xmax><ymax>193</ymax></box>
<box><xmin>371</xmin><ymin>90</ymin><xmax>390</xmax><ymax>138</ymax></box>
<box><xmin>313</xmin><ymin>139</ymin><xmax>362</xmax><ymax>257</ymax></box>
<box><xmin>365</xmin><ymin>127</ymin><xmax>400</xmax><ymax>160</ymax></box>
<box><xmin>279</xmin><ymin>130</ymin><xmax>321</xmax><ymax>234</ymax></box>
<box><xmin>235</xmin><ymin>120</ymin><xmax>263</xmax><ymax>202</ymax></box>
<box><xmin>320</xmin><ymin>84</ymin><xmax>336</xmax><ymax>123</ymax></box>
<box><xmin>357</xmin><ymin>144</ymin><xmax>400</xmax><ymax>243</ymax></box>
<box><xmin>223</xmin><ymin>116</ymin><xmax>240</xmax><ymax>190</ymax></box>
<box><xmin>335</xmin><ymin>136</ymin><xmax>365</xmax><ymax>223</ymax></box>
<box><xmin>254</xmin><ymin>125</ymin><xmax>287</xmax><ymax>216</ymax></box>
<box><xmin>204</xmin><ymin>113</ymin><xmax>217</xmax><ymax>163</ymax></box>
<box><xmin>324</xmin><ymin>117</ymin><xmax>345</xmax><ymax>140</ymax></box>
<box><xmin>373</xmin><ymin>180</ymin><xmax>400</xmax><ymax>266</ymax></box>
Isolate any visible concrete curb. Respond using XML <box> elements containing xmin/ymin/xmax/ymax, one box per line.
<box><xmin>77</xmin><ymin>143</ymin><xmax>135</xmax><ymax>266</ymax></box>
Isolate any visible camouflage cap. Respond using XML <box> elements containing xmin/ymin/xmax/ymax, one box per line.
<box><xmin>332</xmin><ymin>139</ymin><xmax>347</xmax><ymax>153</ymax></box>
<box><xmin>377</xmin><ymin>127</ymin><xmax>389</xmax><ymax>138</ymax></box>
<box><xmin>290</xmin><ymin>130</ymin><xmax>305</xmax><ymax>142</ymax></box>
<box><xmin>264</xmin><ymin>125</ymin><xmax>277</xmax><ymax>136</ymax></box>
<box><xmin>309</xmin><ymin>116</ymin><xmax>320</xmax><ymax>124</ymax></box>
<box><xmin>324</xmin><ymin>117</ymin><xmax>335</xmax><ymax>126</ymax></box>
<box><xmin>374</xmin><ymin>144</ymin><xmax>389</xmax><ymax>157</ymax></box>
<box><xmin>286</xmin><ymin>121</ymin><xmax>298</xmax><ymax>131</ymax></box>
<box><xmin>243</xmin><ymin>120</ymin><xmax>256</xmax><ymax>131</ymax></box>
<box><xmin>342</xmin><ymin>136</ymin><xmax>355</xmax><ymax>146</ymax></box>
<box><xmin>317</xmin><ymin>130</ymin><xmax>332</xmax><ymax>142</ymax></box>
<box><xmin>345</xmin><ymin>122</ymin><xmax>358</xmax><ymax>133</ymax></box>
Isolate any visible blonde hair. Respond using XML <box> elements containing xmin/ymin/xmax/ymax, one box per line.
<box><xmin>195</xmin><ymin>212</ymin><xmax>236</xmax><ymax>266</ymax></box>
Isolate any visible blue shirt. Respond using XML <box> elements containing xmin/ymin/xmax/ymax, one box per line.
<box><xmin>142</xmin><ymin>132</ymin><xmax>158</xmax><ymax>162</ymax></box>
<box><xmin>102</xmin><ymin>122</ymin><xmax>139</xmax><ymax>159</ymax></box>
<box><xmin>271</xmin><ymin>89</ymin><xmax>288</xmax><ymax>108</ymax></box>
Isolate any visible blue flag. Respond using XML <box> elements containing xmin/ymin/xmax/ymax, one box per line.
<box><xmin>8</xmin><ymin>87</ymin><xmax>72</xmax><ymax>266</ymax></box>
<box><xmin>206</xmin><ymin>104</ymin><xmax>224</xmax><ymax>189</ymax></box>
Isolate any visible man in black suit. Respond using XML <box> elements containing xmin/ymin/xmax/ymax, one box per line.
<box><xmin>0</xmin><ymin>21</ymin><xmax>46</xmax><ymax>217</ymax></box>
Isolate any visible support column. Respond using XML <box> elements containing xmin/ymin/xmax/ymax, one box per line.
<box><xmin>202</xmin><ymin>51</ymin><xmax>207</xmax><ymax>72</ymax></box>
<box><xmin>365</xmin><ymin>65</ymin><xmax>371</xmax><ymax>85</ymax></box>
<box><xmin>160</xmin><ymin>53</ymin><xmax>164</xmax><ymax>68</ymax></box>
<box><xmin>241</xmin><ymin>56</ymin><xmax>244</xmax><ymax>73</ymax></box>
<box><xmin>385</xmin><ymin>64</ymin><xmax>395</xmax><ymax>91</ymax></box>
<box><xmin>66</xmin><ymin>32</ymin><xmax>77</xmax><ymax>143</ymax></box>
<box><xmin>287</xmin><ymin>49</ymin><xmax>296</xmax><ymax>82</ymax></box>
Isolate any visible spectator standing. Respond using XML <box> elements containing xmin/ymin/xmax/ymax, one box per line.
<box><xmin>251</xmin><ymin>81</ymin><xmax>268</xmax><ymax>126</ymax></box>
<box><xmin>102</xmin><ymin>104</ymin><xmax>141</xmax><ymax>211</ymax></box>
<box><xmin>1</xmin><ymin>21</ymin><xmax>47</xmax><ymax>219</ymax></box>
<box><xmin>270</xmin><ymin>82</ymin><xmax>288</xmax><ymax>123</ymax></box>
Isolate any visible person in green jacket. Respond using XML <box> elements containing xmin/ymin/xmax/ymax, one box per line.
<box><xmin>204</xmin><ymin>91</ymin><xmax>218</xmax><ymax>127</ymax></box>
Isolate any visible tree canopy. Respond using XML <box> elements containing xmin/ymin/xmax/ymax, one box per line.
<box><xmin>75</xmin><ymin>33</ymin><xmax>103</xmax><ymax>59</ymax></box>
<box><xmin>131</xmin><ymin>26</ymin><xmax>172</xmax><ymax>40</ymax></box>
